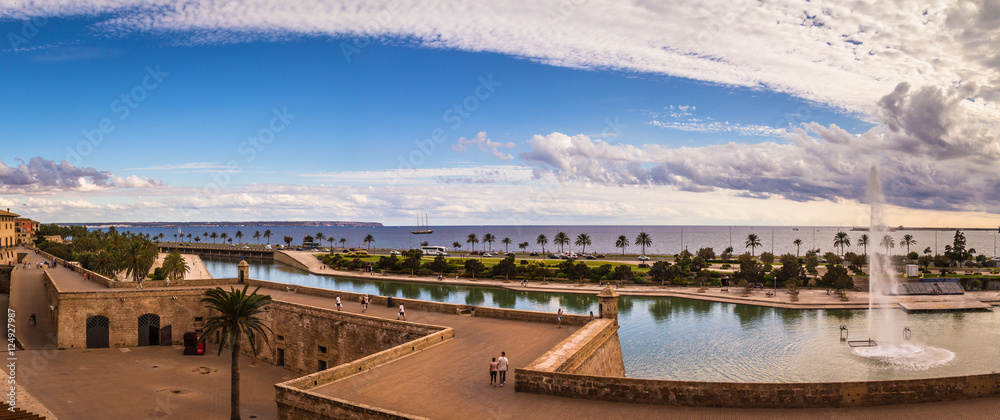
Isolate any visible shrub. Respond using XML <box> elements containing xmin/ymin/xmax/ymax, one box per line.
<box><xmin>968</xmin><ymin>278</ymin><xmax>983</xmax><ymax>291</ymax></box>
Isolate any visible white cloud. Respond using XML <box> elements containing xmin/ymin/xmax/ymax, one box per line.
<box><xmin>519</xmin><ymin>82</ymin><xmax>1000</xmax><ymax>213</ymax></box>
<box><xmin>4</xmin><ymin>0</ymin><xmax>998</xmax><ymax>118</ymax></box>
<box><xmin>126</xmin><ymin>162</ymin><xmax>229</xmax><ymax>171</ymax></box>
<box><xmin>451</xmin><ymin>132</ymin><xmax>515</xmax><ymax>161</ymax></box>
<box><xmin>0</xmin><ymin>156</ymin><xmax>163</xmax><ymax>194</ymax></box>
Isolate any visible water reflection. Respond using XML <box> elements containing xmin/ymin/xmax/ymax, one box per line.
<box><xmin>617</xmin><ymin>296</ymin><xmax>634</xmax><ymax>316</ymax></box>
<box><xmin>492</xmin><ymin>289</ymin><xmax>518</xmax><ymax>309</ymax></box>
<box><xmin>202</xmin><ymin>257</ymin><xmax>1000</xmax><ymax>383</ymax></box>
<box><xmin>733</xmin><ymin>304</ymin><xmax>770</xmax><ymax>327</ymax></box>
<box><xmin>465</xmin><ymin>288</ymin><xmax>485</xmax><ymax>306</ymax></box>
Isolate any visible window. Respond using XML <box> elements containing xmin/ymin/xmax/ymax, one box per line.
<box><xmin>277</xmin><ymin>335</ymin><xmax>284</xmax><ymax>341</ymax></box>
<box><xmin>318</xmin><ymin>360</ymin><xmax>327</xmax><ymax>371</ymax></box>
<box><xmin>318</xmin><ymin>346</ymin><xmax>327</xmax><ymax>354</ymax></box>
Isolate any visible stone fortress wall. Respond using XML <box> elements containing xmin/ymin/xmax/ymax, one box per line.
<box><xmin>36</xmin><ymin>255</ymin><xmax>1000</xmax><ymax>416</ymax></box>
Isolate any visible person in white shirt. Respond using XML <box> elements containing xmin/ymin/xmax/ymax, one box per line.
<box><xmin>336</xmin><ymin>296</ymin><xmax>342</xmax><ymax>311</ymax></box>
<box><xmin>397</xmin><ymin>303</ymin><xmax>405</xmax><ymax>321</ymax></box>
<box><xmin>496</xmin><ymin>351</ymin><xmax>509</xmax><ymax>387</ymax></box>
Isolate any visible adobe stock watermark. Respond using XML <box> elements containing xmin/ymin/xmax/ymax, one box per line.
<box><xmin>66</xmin><ymin>65</ymin><xmax>169</xmax><ymax>166</ymax></box>
<box><xmin>340</xmin><ymin>0</ymin><xmax>401</xmax><ymax>64</ymax></box>
<box><xmin>7</xmin><ymin>17</ymin><xmax>47</xmax><ymax>50</ymax></box>
<box><xmin>386</xmin><ymin>74</ymin><xmax>501</xmax><ymax>184</ymax></box>
<box><xmin>197</xmin><ymin>107</ymin><xmax>296</xmax><ymax>199</ymax></box>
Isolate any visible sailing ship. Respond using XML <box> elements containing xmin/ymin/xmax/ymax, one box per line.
<box><xmin>411</xmin><ymin>213</ymin><xmax>433</xmax><ymax>234</ymax></box>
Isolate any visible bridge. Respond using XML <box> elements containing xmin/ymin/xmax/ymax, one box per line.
<box><xmin>157</xmin><ymin>243</ymin><xmax>275</xmax><ymax>260</ymax></box>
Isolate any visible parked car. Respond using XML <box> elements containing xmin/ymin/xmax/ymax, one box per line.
<box><xmin>482</xmin><ymin>252</ymin><xmax>493</xmax><ymax>257</ymax></box>
<box><xmin>389</xmin><ymin>250</ymin><xmax>400</xmax><ymax>256</ymax></box>
<box><xmin>470</xmin><ymin>251</ymin><xmax>480</xmax><ymax>255</ymax></box>
<box><xmin>595</xmin><ymin>254</ymin><xmax>606</xmax><ymax>258</ymax></box>
<box><xmin>583</xmin><ymin>254</ymin><xmax>596</xmax><ymax>260</ymax></box>
<box><xmin>638</xmin><ymin>255</ymin><xmax>650</xmax><ymax>261</ymax></box>
<box><xmin>548</xmin><ymin>254</ymin><xmax>560</xmax><ymax>259</ymax></box>
<box><xmin>264</xmin><ymin>245</ymin><xmax>272</xmax><ymax>250</ymax></box>
<box><xmin>529</xmin><ymin>252</ymin><xmax>539</xmax><ymax>256</ymax></box>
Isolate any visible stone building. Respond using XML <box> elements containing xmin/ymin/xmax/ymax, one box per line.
<box><xmin>15</xmin><ymin>217</ymin><xmax>39</xmax><ymax>245</ymax></box>
<box><xmin>0</xmin><ymin>209</ymin><xmax>18</xmax><ymax>263</ymax></box>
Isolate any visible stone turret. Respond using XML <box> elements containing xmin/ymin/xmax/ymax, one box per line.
<box><xmin>597</xmin><ymin>285</ymin><xmax>619</xmax><ymax>324</ymax></box>
<box><xmin>238</xmin><ymin>258</ymin><xmax>249</xmax><ymax>284</ymax></box>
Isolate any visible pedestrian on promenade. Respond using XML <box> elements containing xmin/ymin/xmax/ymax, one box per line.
<box><xmin>497</xmin><ymin>352</ymin><xmax>509</xmax><ymax>387</ymax></box>
<box><xmin>489</xmin><ymin>357</ymin><xmax>498</xmax><ymax>387</ymax></box>
<box><xmin>362</xmin><ymin>295</ymin><xmax>368</xmax><ymax>313</ymax></box>
<box><xmin>589</xmin><ymin>311</ymin><xmax>594</xmax><ymax>321</ymax></box>
<box><xmin>165</xmin><ymin>277</ymin><xmax>170</xmax><ymax>287</ymax></box>
<box><xmin>336</xmin><ymin>296</ymin><xmax>342</xmax><ymax>311</ymax></box>
<box><xmin>557</xmin><ymin>308</ymin><xmax>563</xmax><ymax>328</ymax></box>
<box><xmin>397</xmin><ymin>303</ymin><xmax>406</xmax><ymax>321</ymax></box>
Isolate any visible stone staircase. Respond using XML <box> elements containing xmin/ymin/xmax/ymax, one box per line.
<box><xmin>0</xmin><ymin>402</ymin><xmax>47</xmax><ymax>419</ymax></box>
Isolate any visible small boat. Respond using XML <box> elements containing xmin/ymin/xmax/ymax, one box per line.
<box><xmin>411</xmin><ymin>213</ymin><xmax>433</xmax><ymax>234</ymax></box>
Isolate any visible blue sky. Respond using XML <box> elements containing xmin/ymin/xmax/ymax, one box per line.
<box><xmin>0</xmin><ymin>2</ymin><xmax>998</xmax><ymax>226</ymax></box>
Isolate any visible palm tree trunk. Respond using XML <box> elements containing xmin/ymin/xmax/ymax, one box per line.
<box><xmin>231</xmin><ymin>334</ymin><xmax>241</xmax><ymax>420</ymax></box>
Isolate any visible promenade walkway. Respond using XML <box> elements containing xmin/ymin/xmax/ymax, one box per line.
<box><xmin>278</xmin><ymin>250</ymin><xmax>1000</xmax><ymax>310</ymax></box>
<box><xmin>13</xmin><ymin>248</ymin><xmax>1000</xmax><ymax>419</ymax></box>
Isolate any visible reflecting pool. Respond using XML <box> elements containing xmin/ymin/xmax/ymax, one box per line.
<box><xmin>204</xmin><ymin>257</ymin><xmax>1000</xmax><ymax>382</ymax></box>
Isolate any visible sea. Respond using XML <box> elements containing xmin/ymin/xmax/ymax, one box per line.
<box><xmin>97</xmin><ymin>224</ymin><xmax>1000</xmax><ymax>258</ymax></box>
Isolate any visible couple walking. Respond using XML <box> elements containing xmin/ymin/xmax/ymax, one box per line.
<box><xmin>489</xmin><ymin>352</ymin><xmax>509</xmax><ymax>387</ymax></box>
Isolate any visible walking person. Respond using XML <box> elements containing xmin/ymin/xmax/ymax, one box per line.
<box><xmin>497</xmin><ymin>351</ymin><xmax>509</xmax><ymax>387</ymax></box>
<box><xmin>557</xmin><ymin>308</ymin><xmax>563</xmax><ymax>328</ymax></box>
<box><xmin>397</xmin><ymin>303</ymin><xmax>406</xmax><ymax>321</ymax></box>
<box><xmin>336</xmin><ymin>296</ymin><xmax>342</xmax><ymax>311</ymax></box>
<box><xmin>489</xmin><ymin>357</ymin><xmax>499</xmax><ymax>387</ymax></box>
<box><xmin>361</xmin><ymin>295</ymin><xmax>368</xmax><ymax>313</ymax></box>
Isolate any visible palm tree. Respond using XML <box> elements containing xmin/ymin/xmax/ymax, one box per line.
<box><xmin>122</xmin><ymin>240</ymin><xmax>155</xmax><ymax>282</ymax></box>
<box><xmin>220</xmin><ymin>232</ymin><xmax>229</xmax><ymax>245</ymax></box>
<box><xmin>210</xmin><ymin>232</ymin><xmax>219</xmax><ymax>244</ymax></box>
<box><xmin>466</xmin><ymin>233</ymin><xmax>479</xmax><ymax>252</ymax></box>
<box><xmin>880</xmin><ymin>234</ymin><xmax>895</xmax><ymax>255</ymax></box>
<box><xmin>198</xmin><ymin>285</ymin><xmax>273</xmax><ymax>420</ymax></box>
<box><xmin>235</xmin><ymin>231</ymin><xmax>244</xmax><ymax>245</ymax></box>
<box><xmin>616</xmin><ymin>235</ymin><xmax>629</xmax><ymax>256</ymax></box>
<box><xmin>194</xmin><ymin>236</ymin><xmax>201</xmax><ymax>244</ymax></box>
<box><xmin>363</xmin><ymin>234</ymin><xmax>375</xmax><ymax>250</ymax></box>
<box><xmin>253</xmin><ymin>231</ymin><xmax>261</xmax><ymax>244</ymax></box>
<box><xmin>263</xmin><ymin>230</ymin><xmax>272</xmax><ymax>245</ymax></box>
<box><xmin>483</xmin><ymin>233</ymin><xmax>496</xmax><ymax>253</ymax></box>
<box><xmin>161</xmin><ymin>251</ymin><xmax>190</xmax><ymax>281</ymax></box>
<box><xmin>859</xmin><ymin>234</ymin><xmax>870</xmax><ymax>256</ymax></box>
<box><xmin>452</xmin><ymin>241</ymin><xmax>462</xmax><ymax>252</ymax></box>
<box><xmin>575</xmin><ymin>233</ymin><xmax>592</xmax><ymax>254</ymax></box>
<box><xmin>833</xmin><ymin>231</ymin><xmax>851</xmax><ymax>256</ymax></box>
<box><xmin>554</xmin><ymin>232</ymin><xmax>569</xmax><ymax>253</ymax></box>
<box><xmin>315</xmin><ymin>232</ymin><xmax>324</xmax><ymax>247</ymax></box>
<box><xmin>745</xmin><ymin>233</ymin><xmax>761</xmax><ymax>257</ymax></box>
<box><xmin>899</xmin><ymin>234</ymin><xmax>917</xmax><ymax>255</ymax></box>
<box><xmin>501</xmin><ymin>237</ymin><xmax>512</xmax><ymax>253</ymax></box>
<box><xmin>536</xmin><ymin>234</ymin><xmax>548</xmax><ymax>254</ymax></box>
<box><xmin>793</xmin><ymin>239</ymin><xmax>803</xmax><ymax>257</ymax></box>
<box><xmin>635</xmin><ymin>232</ymin><xmax>652</xmax><ymax>256</ymax></box>
<box><xmin>283</xmin><ymin>236</ymin><xmax>293</xmax><ymax>247</ymax></box>
<box><xmin>187</xmin><ymin>233</ymin><xmax>192</xmax><ymax>243</ymax></box>
<box><xmin>326</xmin><ymin>237</ymin><xmax>335</xmax><ymax>250</ymax></box>
<box><xmin>339</xmin><ymin>238</ymin><xmax>347</xmax><ymax>248</ymax></box>
<box><xmin>518</xmin><ymin>241</ymin><xmax>529</xmax><ymax>253</ymax></box>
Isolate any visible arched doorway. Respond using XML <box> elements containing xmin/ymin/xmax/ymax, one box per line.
<box><xmin>86</xmin><ymin>315</ymin><xmax>110</xmax><ymax>348</ymax></box>
<box><xmin>138</xmin><ymin>313</ymin><xmax>161</xmax><ymax>346</ymax></box>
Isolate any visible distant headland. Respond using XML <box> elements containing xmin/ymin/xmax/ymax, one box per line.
<box><xmin>58</xmin><ymin>221</ymin><xmax>384</xmax><ymax>228</ymax></box>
